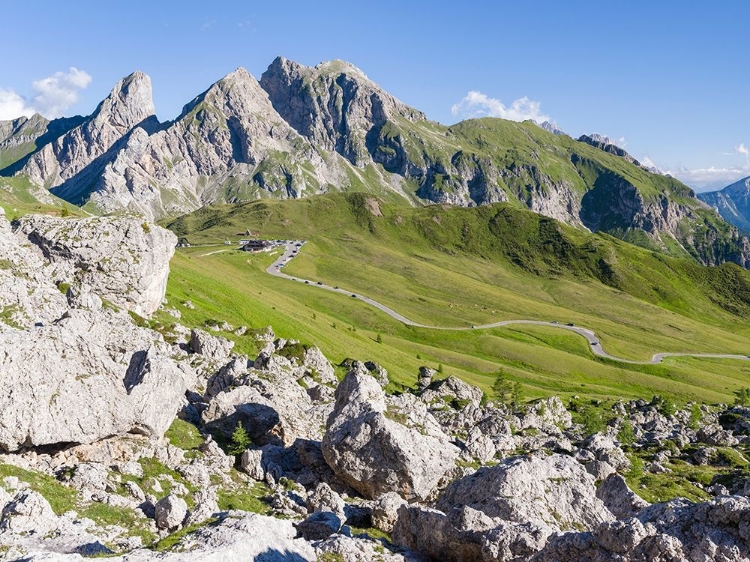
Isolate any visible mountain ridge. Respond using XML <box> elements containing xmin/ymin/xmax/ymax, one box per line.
<box><xmin>0</xmin><ymin>57</ymin><xmax>748</xmax><ymax>269</ymax></box>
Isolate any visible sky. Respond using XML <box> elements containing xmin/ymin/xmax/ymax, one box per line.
<box><xmin>1</xmin><ymin>0</ymin><xmax>748</xmax><ymax>191</ymax></box>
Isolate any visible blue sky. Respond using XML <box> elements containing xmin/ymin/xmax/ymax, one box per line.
<box><xmin>1</xmin><ymin>0</ymin><xmax>748</xmax><ymax>190</ymax></box>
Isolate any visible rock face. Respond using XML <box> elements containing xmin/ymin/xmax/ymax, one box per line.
<box><xmin>321</xmin><ymin>371</ymin><xmax>458</xmax><ymax>501</ymax></box>
<box><xmin>260</xmin><ymin>56</ymin><xmax>425</xmax><ymax>167</ymax></box>
<box><xmin>16</xmin><ymin>214</ymin><xmax>176</xmax><ymax>316</ymax></box>
<box><xmin>699</xmin><ymin>175</ymin><xmax>750</xmax><ymax>233</ymax></box>
<box><xmin>85</xmin><ymin>67</ymin><xmax>349</xmax><ymax>220</ymax></box>
<box><xmin>0</xmin><ymin>209</ymin><xmax>191</xmax><ymax>452</ymax></box>
<box><xmin>22</xmin><ymin>72</ymin><xmax>157</xmax><ymax>199</ymax></box>
<box><xmin>0</xmin><ymin>113</ymin><xmax>84</xmax><ymax>175</ymax></box>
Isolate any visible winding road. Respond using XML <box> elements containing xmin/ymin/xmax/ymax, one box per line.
<box><xmin>264</xmin><ymin>241</ymin><xmax>750</xmax><ymax>366</ymax></box>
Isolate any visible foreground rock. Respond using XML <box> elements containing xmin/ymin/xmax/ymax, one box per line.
<box><xmin>0</xmin><ymin>210</ymin><xmax>191</xmax><ymax>451</ymax></box>
<box><xmin>393</xmin><ymin>453</ymin><xmax>615</xmax><ymax>562</ymax></box>
<box><xmin>17</xmin><ymin>513</ymin><xmax>317</xmax><ymax>561</ymax></box>
<box><xmin>322</xmin><ymin>371</ymin><xmax>458</xmax><ymax>501</ymax></box>
<box><xmin>437</xmin><ymin>453</ymin><xmax>613</xmax><ymax>530</ymax></box>
<box><xmin>17</xmin><ymin>214</ymin><xmax>176</xmax><ymax>317</ymax></box>
<box><xmin>530</xmin><ymin>496</ymin><xmax>750</xmax><ymax>562</ymax></box>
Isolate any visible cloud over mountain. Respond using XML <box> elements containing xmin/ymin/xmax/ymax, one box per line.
<box><xmin>451</xmin><ymin>91</ymin><xmax>550</xmax><ymax>123</ymax></box>
<box><xmin>0</xmin><ymin>67</ymin><xmax>92</xmax><ymax>120</ymax></box>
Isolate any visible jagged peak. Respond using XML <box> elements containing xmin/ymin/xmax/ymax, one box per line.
<box><xmin>90</xmin><ymin>70</ymin><xmax>156</xmax><ymax>129</ymax></box>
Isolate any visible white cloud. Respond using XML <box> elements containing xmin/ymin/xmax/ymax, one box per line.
<box><xmin>674</xmin><ymin>165</ymin><xmax>749</xmax><ymax>190</ymax></box>
<box><xmin>0</xmin><ymin>68</ymin><xmax>91</xmax><ymax>121</ymax></box>
<box><xmin>201</xmin><ymin>19</ymin><xmax>217</xmax><ymax>30</ymax></box>
<box><xmin>673</xmin><ymin>143</ymin><xmax>750</xmax><ymax>189</ymax></box>
<box><xmin>31</xmin><ymin>67</ymin><xmax>92</xmax><ymax>118</ymax></box>
<box><xmin>0</xmin><ymin>88</ymin><xmax>35</xmax><ymax>120</ymax></box>
<box><xmin>736</xmin><ymin>143</ymin><xmax>750</xmax><ymax>166</ymax></box>
<box><xmin>451</xmin><ymin>90</ymin><xmax>550</xmax><ymax>123</ymax></box>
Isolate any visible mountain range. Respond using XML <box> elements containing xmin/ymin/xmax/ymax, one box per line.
<box><xmin>1</xmin><ymin>56</ymin><xmax>749</xmax><ymax>269</ymax></box>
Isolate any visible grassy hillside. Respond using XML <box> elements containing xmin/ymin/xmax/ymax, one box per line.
<box><xmin>163</xmin><ymin>193</ymin><xmax>750</xmax><ymax>403</ymax></box>
<box><xmin>0</xmin><ymin>176</ymin><xmax>85</xmax><ymax>219</ymax></box>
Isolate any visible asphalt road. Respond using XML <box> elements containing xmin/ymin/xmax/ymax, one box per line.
<box><xmin>265</xmin><ymin>241</ymin><xmax>750</xmax><ymax>366</ymax></box>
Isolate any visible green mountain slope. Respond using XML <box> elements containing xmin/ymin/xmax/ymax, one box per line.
<box><xmin>162</xmin><ymin>193</ymin><xmax>750</xmax><ymax>403</ymax></box>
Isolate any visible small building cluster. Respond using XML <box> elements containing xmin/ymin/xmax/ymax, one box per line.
<box><xmin>241</xmin><ymin>239</ymin><xmax>275</xmax><ymax>252</ymax></box>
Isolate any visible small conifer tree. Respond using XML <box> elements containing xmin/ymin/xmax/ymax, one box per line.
<box><xmin>228</xmin><ymin>421</ymin><xmax>252</xmax><ymax>455</ymax></box>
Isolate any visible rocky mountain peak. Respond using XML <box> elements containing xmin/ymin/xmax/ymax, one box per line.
<box><xmin>260</xmin><ymin>56</ymin><xmax>425</xmax><ymax>166</ymax></box>
<box><xmin>313</xmin><ymin>59</ymin><xmax>370</xmax><ymax>79</ymax></box>
<box><xmin>19</xmin><ymin>70</ymin><xmax>158</xmax><ymax>192</ymax></box>
<box><xmin>537</xmin><ymin>120</ymin><xmax>566</xmax><ymax>136</ymax></box>
<box><xmin>90</xmin><ymin>70</ymin><xmax>156</xmax><ymax>134</ymax></box>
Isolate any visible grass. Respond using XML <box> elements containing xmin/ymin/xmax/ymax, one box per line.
<box><xmin>216</xmin><ymin>478</ymin><xmax>272</xmax><ymax>514</ymax></box>
<box><xmin>165</xmin><ymin>419</ymin><xmax>205</xmax><ymax>453</ymax></box>
<box><xmin>0</xmin><ymin>464</ymin><xmax>77</xmax><ymax>514</ymax></box>
<box><xmin>80</xmin><ymin>502</ymin><xmax>157</xmax><ymax>545</ymax></box>
<box><xmin>0</xmin><ymin>176</ymin><xmax>86</xmax><ymax>219</ymax></box>
<box><xmin>162</xmin><ymin>194</ymin><xmax>750</xmax><ymax>404</ymax></box>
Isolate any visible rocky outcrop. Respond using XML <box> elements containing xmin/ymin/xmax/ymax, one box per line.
<box><xmin>529</xmin><ymin>496</ymin><xmax>750</xmax><ymax>562</ymax></box>
<box><xmin>16</xmin><ymin>214</ymin><xmax>176</xmax><ymax>316</ymax></box>
<box><xmin>0</xmin><ymin>309</ymin><xmax>191</xmax><ymax>452</ymax></box>
<box><xmin>596</xmin><ymin>474</ymin><xmax>650</xmax><ymax>519</ymax></box>
<box><xmin>21</xmin><ymin>72</ymin><xmax>157</xmax><ymax>198</ymax></box>
<box><xmin>322</xmin><ymin>371</ymin><xmax>458</xmax><ymax>501</ymax></box>
<box><xmin>0</xmin><ymin>209</ymin><xmax>191</xmax><ymax>452</ymax></box>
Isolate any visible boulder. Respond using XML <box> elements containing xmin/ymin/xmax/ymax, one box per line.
<box><xmin>0</xmin><ymin>490</ymin><xmax>58</xmax><ymax>535</ymax></box>
<box><xmin>190</xmin><ymin>329</ymin><xmax>235</xmax><ymax>363</ymax></box>
<box><xmin>393</xmin><ymin>504</ymin><xmax>549</xmax><ymax>562</ymax></box>
<box><xmin>302</xmin><ymin>347</ymin><xmax>337</xmax><ymax>386</ymax></box>
<box><xmin>296</xmin><ymin>510</ymin><xmax>343</xmax><ymax>541</ymax></box>
<box><xmin>306</xmin><ymin>482</ymin><xmax>346</xmax><ymax>519</ymax></box>
<box><xmin>154</xmin><ymin>494</ymin><xmax>188</xmax><ymax>531</ymax></box>
<box><xmin>372</xmin><ymin>492</ymin><xmax>407</xmax><ymax>533</ymax></box>
<box><xmin>0</xmin><ymin>312</ymin><xmax>192</xmax><ymax>451</ymax></box>
<box><xmin>420</xmin><ymin>375</ymin><xmax>484</xmax><ymax>409</ymax></box>
<box><xmin>436</xmin><ymin>453</ymin><xmax>614</xmax><ymax>531</ymax></box>
<box><xmin>322</xmin><ymin>372</ymin><xmax>458</xmax><ymax>501</ymax></box>
<box><xmin>596</xmin><ymin>474</ymin><xmax>649</xmax><ymax>519</ymax></box>
<box><xmin>16</xmin><ymin>214</ymin><xmax>175</xmax><ymax>317</ymax></box>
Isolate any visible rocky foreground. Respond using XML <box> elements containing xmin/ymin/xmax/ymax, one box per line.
<box><xmin>0</xmin><ymin>210</ymin><xmax>749</xmax><ymax>561</ymax></box>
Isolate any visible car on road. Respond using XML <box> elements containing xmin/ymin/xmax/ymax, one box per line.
<box><xmin>351</xmin><ymin>294</ymin><xmax>357</xmax><ymax>298</ymax></box>
<box><xmin>304</xmin><ymin>281</ymin><xmax>309</xmax><ymax>284</ymax></box>
<box><xmin>317</xmin><ymin>281</ymin><xmax>322</xmax><ymax>285</ymax></box>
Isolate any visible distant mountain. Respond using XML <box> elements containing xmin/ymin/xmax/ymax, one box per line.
<box><xmin>698</xmin><ymin>176</ymin><xmax>750</xmax><ymax>233</ymax></box>
<box><xmin>537</xmin><ymin>121</ymin><xmax>566</xmax><ymax>136</ymax></box>
<box><xmin>1</xmin><ymin>57</ymin><xmax>749</xmax><ymax>268</ymax></box>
